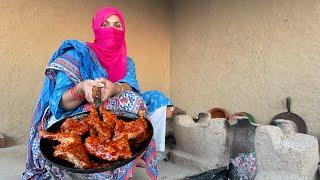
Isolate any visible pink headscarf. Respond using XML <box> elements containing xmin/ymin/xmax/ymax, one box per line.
<box><xmin>86</xmin><ymin>7</ymin><xmax>127</xmax><ymax>82</ymax></box>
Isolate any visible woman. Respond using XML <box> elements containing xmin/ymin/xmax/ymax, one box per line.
<box><xmin>22</xmin><ymin>7</ymin><xmax>173</xmax><ymax>179</ymax></box>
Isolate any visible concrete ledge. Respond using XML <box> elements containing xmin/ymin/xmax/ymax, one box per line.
<box><xmin>255</xmin><ymin>125</ymin><xmax>319</xmax><ymax>180</ymax></box>
<box><xmin>255</xmin><ymin>171</ymin><xmax>304</xmax><ymax>180</ymax></box>
<box><xmin>170</xmin><ymin>149</ymin><xmax>217</xmax><ymax>171</ymax></box>
<box><xmin>172</xmin><ymin>114</ymin><xmax>230</xmax><ymax>170</ymax></box>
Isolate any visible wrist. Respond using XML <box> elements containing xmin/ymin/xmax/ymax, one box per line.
<box><xmin>116</xmin><ymin>82</ymin><xmax>123</xmax><ymax>95</ymax></box>
<box><xmin>71</xmin><ymin>83</ymin><xmax>85</xmax><ymax>100</ymax></box>
<box><xmin>76</xmin><ymin>83</ymin><xmax>85</xmax><ymax>96</ymax></box>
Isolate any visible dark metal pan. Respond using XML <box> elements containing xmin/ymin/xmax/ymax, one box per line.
<box><xmin>270</xmin><ymin>97</ymin><xmax>307</xmax><ymax>134</ymax></box>
<box><xmin>40</xmin><ymin>110</ymin><xmax>153</xmax><ymax>174</ymax></box>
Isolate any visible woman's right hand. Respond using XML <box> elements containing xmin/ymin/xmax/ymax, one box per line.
<box><xmin>78</xmin><ymin>79</ymin><xmax>104</xmax><ymax>103</ymax></box>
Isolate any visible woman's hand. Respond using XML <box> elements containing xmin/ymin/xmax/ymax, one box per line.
<box><xmin>95</xmin><ymin>78</ymin><xmax>119</xmax><ymax>102</ymax></box>
<box><xmin>78</xmin><ymin>79</ymin><xmax>104</xmax><ymax>103</ymax></box>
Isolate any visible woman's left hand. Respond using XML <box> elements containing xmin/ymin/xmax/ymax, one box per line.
<box><xmin>95</xmin><ymin>78</ymin><xmax>118</xmax><ymax>102</ymax></box>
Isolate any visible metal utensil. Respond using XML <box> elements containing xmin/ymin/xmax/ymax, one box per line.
<box><xmin>270</xmin><ymin>97</ymin><xmax>307</xmax><ymax>134</ymax></box>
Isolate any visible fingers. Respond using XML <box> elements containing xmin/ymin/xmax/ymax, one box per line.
<box><xmin>95</xmin><ymin>81</ymin><xmax>105</xmax><ymax>88</ymax></box>
<box><xmin>101</xmin><ymin>87</ymin><xmax>112</xmax><ymax>102</ymax></box>
<box><xmin>81</xmin><ymin>78</ymin><xmax>116</xmax><ymax>103</ymax></box>
<box><xmin>101</xmin><ymin>87</ymin><xmax>106</xmax><ymax>97</ymax></box>
<box><xmin>101</xmin><ymin>93</ymin><xmax>110</xmax><ymax>102</ymax></box>
<box><xmin>95</xmin><ymin>77</ymin><xmax>105</xmax><ymax>84</ymax></box>
<box><xmin>95</xmin><ymin>78</ymin><xmax>111</xmax><ymax>86</ymax></box>
<box><xmin>81</xmin><ymin>79</ymin><xmax>104</xmax><ymax>103</ymax></box>
<box><xmin>95</xmin><ymin>78</ymin><xmax>114</xmax><ymax>102</ymax></box>
<box><xmin>84</xmin><ymin>80</ymin><xmax>94</xmax><ymax>103</ymax></box>
<box><xmin>85</xmin><ymin>90</ymin><xmax>94</xmax><ymax>103</ymax></box>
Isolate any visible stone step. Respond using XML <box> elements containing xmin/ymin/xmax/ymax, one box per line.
<box><xmin>132</xmin><ymin>160</ymin><xmax>199</xmax><ymax>180</ymax></box>
<box><xmin>169</xmin><ymin>149</ymin><xmax>215</xmax><ymax>172</ymax></box>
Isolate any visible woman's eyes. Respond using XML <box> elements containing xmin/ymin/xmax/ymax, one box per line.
<box><xmin>102</xmin><ymin>21</ymin><xmax>110</xmax><ymax>28</ymax></box>
<box><xmin>114</xmin><ymin>23</ymin><xmax>122</xmax><ymax>28</ymax></box>
<box><xmin>101</xmin><ymin>21</ymin><xmax>122</xmax><ymax>29</ymax></box>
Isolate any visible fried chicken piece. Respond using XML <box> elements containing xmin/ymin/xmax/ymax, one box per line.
<box><xmin>84</xmin><ymin>135</ymin><xmax>132</xmax><ymax>161</ymax></box>
<box><xmin>39</xmin><ymin>131</ymin><xmax>92</xmax><ymax>169</ymax></box>
<box><xmin>59</xmin><ymin>106</ymin><xmax>111</xmax><ymax>136</ymax></box>
<box><xmin>114</xmin><ymin>112</ymin><xmax>150</xmax><ymax>143</ymax></box>
<box><xmin>82</xmin><ymin>106</ymin><xmax>114</xmax><ymax>139</ymax></box>
<box><xmin>60</xmin><ymin>118</ymin><xmax>89</xmax><ymax>136</ymax></box>
<box><xmin>99</xmin><ymin>106</ymin><xmax>118</xmax><ymax>126</ymax></box>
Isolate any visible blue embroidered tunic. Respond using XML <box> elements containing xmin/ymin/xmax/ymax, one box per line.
<box><xmin>48</xmin><ymin>39</ymin><xmax>172</xmax><ymax>121</ymax></box>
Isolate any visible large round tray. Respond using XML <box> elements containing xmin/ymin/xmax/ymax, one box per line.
<box><xmin>40</xmin><ymin>110</ymin><xmax>153</xmax><ymax>174</ymax></box>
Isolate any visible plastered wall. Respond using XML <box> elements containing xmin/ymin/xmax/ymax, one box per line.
<box><xmin>3</xmin><ymin>0</ymin><xmax>320</xmax><ymax>146</ymax></box>
<box><xmin>171</xmin><ymin>0</ymin><xmax>320</xmax><ymax>140</ymax></box>
<box><xmin>0</xmin><ymin>0</ymin><xmax>171</xmax><ymax>145</ymax></box>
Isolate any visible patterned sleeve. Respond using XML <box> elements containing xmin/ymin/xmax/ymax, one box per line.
<box><xmin>117</xmin><ymin>57</ymin><xmax>141</xmax><ymax>94</ymax></box>
<box><xmin>48</xmin><ymin>49</ymin><xmax>85</xmax><ymax>119</ymax></box>
<box><xmin>49</xmin><ymin>70</ymin><xmax>84</xmax><ymax>119</ymax></box>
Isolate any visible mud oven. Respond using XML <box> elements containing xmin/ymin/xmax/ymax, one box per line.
<box><xmin>166</xmin><ymin>108</ymin><xmax>319</xmax><ymax>180</ymax></box>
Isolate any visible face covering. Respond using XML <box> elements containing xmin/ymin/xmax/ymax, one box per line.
<box><xmin>86</xmin><ymin>7</ymin><xmax>127</xmax><ymax>82</ymax></box>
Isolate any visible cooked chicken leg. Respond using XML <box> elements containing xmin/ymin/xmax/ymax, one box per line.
<box><xmin>39</xmin><ymin>131</ymin><xmax>92</xmax><ymax>168</ymax></box>
<box><xmin>99</xmin><ymin>106</ymin><xmax>118</xmax><ymax>126</ymax></box>
<box><xmin>113</xmin><ymin>111</ymin><xmax>150</xmax><ymax>143</ymax></box>
<box><xmin>60</xmin><ymin>118</ymin><xmax>89</xmax><ymax>136</ymax></box>
<box><xmin>82</xmin><ymin>106</ymin><xmax>114</xmax><ymax>139</ymax></box>
<box><xmin>84</xmin><ymin>134</ymin><xmax>132</xmax><ymax>161</ymax></box>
